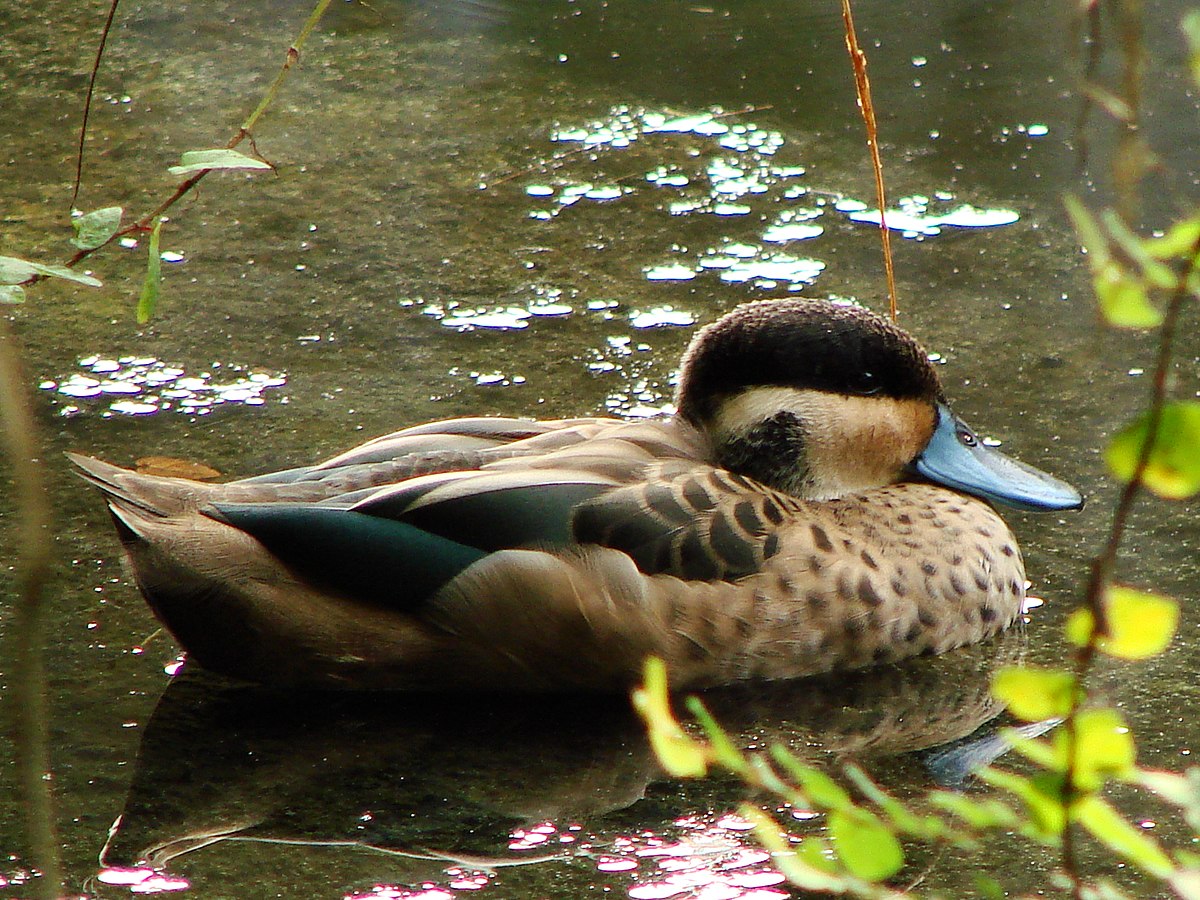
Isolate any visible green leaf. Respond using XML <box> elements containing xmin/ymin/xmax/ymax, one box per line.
<box><xmin>992</xmin><ymin>666</ymin><xmax>1078</xmax><ymax>720</ymax></box>
<box><xmin>844</xmin><ymin>764</ymin><xmax>945</xmax><ymax>840</ymax></box>
<box><xmin>70</xmin><ymin>205</ymin><xmax>123</xmax><ymax>250</ymax></box>
<box><xmin>829</xmin><ymin>809</ymin><xmax>904</xmax><ymax>882</ymax></box>
<box><xmin>136</xmin><ymin>219</ymin><xmax>164</xmax><ymax>324</ymax></box>
<box><xmin>1096</xmin><ymin>260</ymin><xmax>1163</xmax><ymax>328</ymax></box>
<box><xmin>1138</xmin><ymin>768</ymin><xmax>1200</xmax><ymax>835</ymax></box>
<box><xmin>1106</xmin><ymin>402</ymin><xmax>1200</xmax><ymax>499</ymax></box>
<box><xmin>1058</xmin><ymin>709</ymin><xmax>1136</xmax><ymax>791</ymax></box>
<box><xmin>0</xmin><ymin>255</ymin><xmax>102</xmax><ymax>287</ymax></box>
<box><xmin>1066</xmin><ymin>587</ymin><xmax>1179</xmax><ymax>659</ymax></box>
<box><xmin>0</xmin><ymin>284</ymin><xmax>25</xmax><ymax>304</ymax></box>
<box><xmin>1063</xmin><ymin>200</ymin><xmax>1163</xmax><ymax>326</ymax></box>
<box><xmin>631</xmin><ymin>658</ymin><xmax>708</xmax><ymax>778</ymax></box>
<box><xmin>1184</xmin><ymin>10</ymin><xmax>1200</xmax><ymax>87</ymax></box>
<box><xmin>1072</xmin><ymin>794</ymin><xmax>1174</xmax><ymax>877</ymax></box>
<box><xmin>929</xmin><ymin>791</ymin><xmax>1019</xmax><ymax>830</ymax></box>
<box><xmin>973</xmin><ymin>874</ymin><xmax>1006</xmax><ymax>900</ymax></box>
<box><xmin>167</xmin><ymin>148</ymin><xmax>273</xmax><ymax>176</ymax></box>
<box><xmin>1144</xmin><ymin>215</ymin><xmax>1200</xmax><ymax>259</ymax></box>
<box><xmin>1065</xmin><ymin>195</ymin><xmax>1111</xmax><ymax>265</ymax></box>
<box><xmin>1005</xmin><ymin>729</ymin><xmax>1060</xmax><ymax>769</ymax></box>
<box><xmin>980</xmin><ymin>769</ymin><xmax>1067</xmax><ymax>839</ymax></box>
<box><xmin>1101</xmin><ymin>210</ymin><xmax>1178</xmax><ymax>289</ymax></box>
<box><xmin>741</xmin><ymin>805</ymin><xmax>847</xmax><ymax>891</ymax></box>
<box><xmin>1134</xmin><ymin>768</ymin><xmax>1194</xmax><ymax>805</ymax></box>
<box><xmin>768</xmin><ymin>746</ymin><xmax>853</xmax><ymax>811</ymax></box>
<box><xmin>685</xmin><ymin>696</ymin><xmax>749</xmax><ymax>776</ymax></box>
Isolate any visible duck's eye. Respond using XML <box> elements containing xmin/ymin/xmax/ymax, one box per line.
<box><xmin>958</xmin><ymin>429</ymin><xmax>978</xmax><ymax>448</ymax></box>
<box><xmin>857</xmin><ymin>372</ymin><xmax>881</xmax><ymax>396</ymax></box>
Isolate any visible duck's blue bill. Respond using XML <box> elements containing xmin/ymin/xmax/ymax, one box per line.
<box><xmin>913</xmin><ymin>404</ymin><xmax>1084</xmax><ymax>512</ymax></box>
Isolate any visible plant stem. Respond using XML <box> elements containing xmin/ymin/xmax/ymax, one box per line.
<box><xmin>1059</xmin><ymin>231</ymin><xmax>1199</xmax><ymax>900</ymax></box>
<box><xmin>0</xmin><ymin>316</ymin><xmax>60</xmax><ymax>897</ymax></box>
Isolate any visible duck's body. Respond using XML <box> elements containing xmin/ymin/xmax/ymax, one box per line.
<box><xmin>73</xmin><ymin>300</ymin><xmax>1082</xmax><ymax>691</ymax></box>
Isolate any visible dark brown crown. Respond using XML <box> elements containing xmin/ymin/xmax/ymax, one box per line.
<box><xmin>675</xmin><ymin>299</ymin><xmax>942</xmax><ymax>424</ymax></box>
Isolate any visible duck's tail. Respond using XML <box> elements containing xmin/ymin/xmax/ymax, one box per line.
<box><xmin>67</xmin><ymin>453</ymin><xmax>212</xmax><ymax>541</ymax></box>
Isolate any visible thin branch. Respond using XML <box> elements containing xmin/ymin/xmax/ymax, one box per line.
<box><xmin>1072</xmin><ymin>0</ymin><xmax>1103</xmax><ymax>176</ymax></box>
<box><xmin>1059</xmin><ymin>231</ymin><xmax>1199</xmax><ymax>899</ymax></box>
<box><xmin>841</xmin><ymin>0</ymin><xmax>898</xmax><ymax>321</ymax></box>
<box><xmin>71</xmin><ymin>0</ymin><xmax>121</xmax><ymax>212</ymax></box>
<box><xmin>36</xmin><ymin>0</ymin><xmax>336</xmax><ymax>284</ymax></box>
<box><xmin>0</xmin><ymin>318</ymin><xmax>60</xmax><ymax>897</ymax></box>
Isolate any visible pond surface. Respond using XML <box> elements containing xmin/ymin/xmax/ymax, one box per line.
<box><xmin>1</xmin><ymin>0</ymin><xmax>1198</xmax><ymax>897</ymax></box>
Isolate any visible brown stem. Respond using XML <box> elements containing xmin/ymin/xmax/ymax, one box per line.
<box><xmin>841</xmin><ymin>0</ymin><xmax>898</xmax><ymax>321</ymax></box>
<box><xmin>71</xmin><ymin>0</ymin><xmax>121</xmax><ymax>212</ymax></box>
<box><xmin>0</xmin><ymin>317</ymin><xmax>60</xmax><ymax>897</ymax></box>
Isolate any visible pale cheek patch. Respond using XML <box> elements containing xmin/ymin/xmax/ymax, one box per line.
<box><xmin>712</xmin><ymin>388</ymin><xmax>936</xmax><ymax>498</ymax></box>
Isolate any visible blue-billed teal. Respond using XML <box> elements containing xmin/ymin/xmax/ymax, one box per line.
<box><xmin>72</xmin><ymin>299</ymin><xmax>1082</xmax><ymax>691</ymax></box>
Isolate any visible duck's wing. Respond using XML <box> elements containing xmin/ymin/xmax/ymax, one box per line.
<box><xmin>571</xmin><ymin>464</ymin><xmax>801</xmax><ymax>582</ymax></box>
<box><xmin>227</xmin><ymin>416</ymin><xmax>616</xmax><ymax>496</ymax></box>
<box><xmin>202</xmin><ymin>419</ymin><xmax>699</xmax><ymax>608</ymax></box>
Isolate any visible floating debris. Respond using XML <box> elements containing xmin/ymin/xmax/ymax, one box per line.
<box><xmin>836</xmin><ymin>194</ymin><xmax>1020</xmax><ymax>238</ymax></box>
<box><xmin>629</xmin><ymin>306</ymin><xmax>696</xmax><ymax>328</ymax></box>
<box><xmin>43</xmin><ymin>356</ymin><xmax>286</xmax><ymax>417</ymax></box>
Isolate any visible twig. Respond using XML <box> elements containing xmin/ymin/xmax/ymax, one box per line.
<box><xmin>70</xmin><ymin>0</ymin><xmax>121</xmax><ymax>212</ymax></box>
<box><xmin>1059</xmin><ymin>231</ymin><xmax>1199</xmax><ymax>899</ymax></box>
<box><xmin>841</xmin><ymin>0</ymin><xmax>898</xmax><ymax>321</ymax></box>
<box><xmin>0</xmin><ymin>318</ymin><xmax>60</xmax><ymax>897</ymax></box>
<box><xmin>51</xmin><ymin>0</ymin><xmax>336</xmax><ymax>279</ymax></box>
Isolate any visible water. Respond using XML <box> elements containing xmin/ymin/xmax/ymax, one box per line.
<box><xmin>1</xmin><ymin>0</ymin><xmax>1198</xmax><ymax>897</ymax></box>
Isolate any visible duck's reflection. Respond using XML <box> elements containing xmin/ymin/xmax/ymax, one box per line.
<box><xmin>100</xmin><ymin>628</ymin><xmax>1031</xmax><ymax>895</ymax></box>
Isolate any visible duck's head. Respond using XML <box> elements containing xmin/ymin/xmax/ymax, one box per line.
<box><xmin>675</xmin><ymin>299</ymin><xmax>1083</xmax><ymax>511</ymax></box>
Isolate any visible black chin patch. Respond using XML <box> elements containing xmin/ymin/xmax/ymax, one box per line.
<box><xmin>716</xmin><ymin>411</ymin><xmax>810</xmax><ymax>495</ymax></box>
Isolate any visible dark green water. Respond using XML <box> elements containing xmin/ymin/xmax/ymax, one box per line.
<box><xmin>1</xmin><ymin>1</ymin><xmax>1197</xmax><ymax>897</ymax></box>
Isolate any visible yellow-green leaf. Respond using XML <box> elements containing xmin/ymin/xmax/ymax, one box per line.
<box><xmin>167</xmin><ymin>148</ymin><xmax>273</xmax><ymax>176</ymax></box>
<box><xmin>1072</xmin><ymin>794</ymin><xmax>1174</xmax><ymax>877</ymax></box>
<box><xmin>1144</xmin><ymin>215</ymin><xmax>1200</xmax><ymax>259</ymax></box>
<box><xmin>1056</xmin><ymin>709</ymin><xmax>1136</xmax><ymax>791</ymax></box>
<box><xmin>929</xmin><ymin>791</ymin><xmax>1019</xmax><ymax>830</ymax></box>
<box><xmin>1096</xmin><ymin>261</ymin><xmax>1162</xmax><ymax>328</ymax></box>
<box><xmin>1066</xmin><ymin>587</ymin><xmax>1179</xmax><ymax>659</ymax></box>
<box><xmin>1136</xmin><ymin>768</ymin><xmax>1200</xmax><ymax>807</ymax></box>
<box><xmin>769</xmin><ymin>747</ymin><xmax>853</xmax><ymax>811</ymax></box>
<box><xmin>844</xmin><ymin>764</ymin><xmax>941</xmax><ymax>839</ymax></box>
<box><xmin>1106</xmin><ymin>403</ymin><xmax>1200</xmax><ymax>499</ymax></box>
<box><xmin>137</xmin><ymin>218</ymin><xmax>164</xmax><ymax>324</ymax></box>
<box><xmin>71</xmin><ymin>205</ymin><xmax>123</xmax><ymax>250</ymax></box>
<box><xmin>685</xmin><ymin>696</ymin><xmax>749</xmax><ymax>776</ymax></box>
<box><xmin>1101</xmin><ymin>210</ymin><xmax>1178</xmax><ymax>289</ymax></box>
<box><xmin>980</xmin><ymin>769</ymin><xmax>1067</xmax><ymax>839</ymax></box>
<box><xmin>631</xmin><ymin>657</ymin><xmax>708</xmax><ymax>778</ymax></box>
<box><xmin>1064</xmin><ymin>194</ymin><xmax>1111</xmax><ymax>266</ymax></box>
<box><xmin>1005</xmin><ymin>729</ymin><xmax>1060</xmax><ymax>769</ymax></box>
<box><xmin>1184</xmin><ymin>10</ymin><xmax>1200</xmax><ymax>88</ymax></box>
<box><xmin>741</xmin><ymin>805</ymin><xmax>847</xmax><ymax>891</ymax></box>
<box><xmin>0</xmin><ymin>284</ymin><xmax>24</xmax><ymax>304</ymax></box>
<box><xmin>0</xmin><ymin>254</ymin><xmax>102</xmax><ymax>287</ymax></box>
<box><xmin>992</xmin><ymin>666</ymin><xmax>1078</xmax><ymax>720</ymax></box>
<box><xmin>829</xmin><ymin>809</ymin><xmax>905</xmax><ymax>882</ymax></box>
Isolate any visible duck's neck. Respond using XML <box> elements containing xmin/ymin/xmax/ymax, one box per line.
<box><xmin>712</xmin><ymin>411</ymin><xmax>814</xmax><ymax>498</ymax></box>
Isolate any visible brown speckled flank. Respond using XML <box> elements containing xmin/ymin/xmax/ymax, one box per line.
<box><xmin>71</xmin><ymin>300</ymin><xmax>1068</xmax><ymax>692</ymax></box>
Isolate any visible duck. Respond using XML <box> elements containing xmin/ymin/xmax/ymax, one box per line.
<box><xmin>71</xmin><ymin>298</ymin><xmax>1083</xmax><ymax>692</ymax></box>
